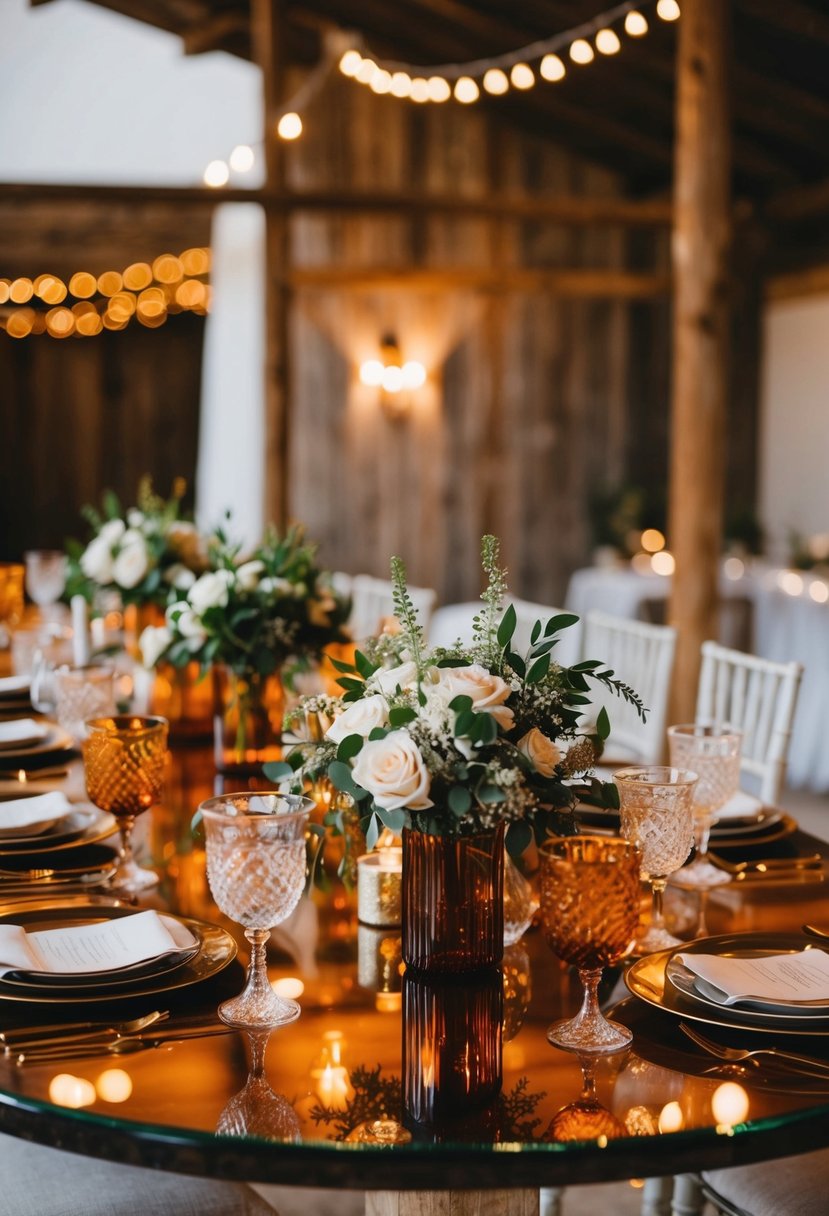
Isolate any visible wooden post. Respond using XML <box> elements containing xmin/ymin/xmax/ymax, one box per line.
<box><xmin>250</xmin><ymin>0</ymin><xmax>290</xmax><ymax>528</ymax></box>
<box><xmin>667</xmin><ymin>0</ymin><xmax>732</xmax><ymax>721</ymax></box>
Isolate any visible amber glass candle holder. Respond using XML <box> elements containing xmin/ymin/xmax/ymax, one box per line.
<box><xmin>539</xmin><ymin>835</ymin><xmax>641</xmax><ymax>1055</ymax></box>
<box><xmin>83</xmin><ymin>714</ymin><xmax>168</xmax><ymax>892</ymax></box>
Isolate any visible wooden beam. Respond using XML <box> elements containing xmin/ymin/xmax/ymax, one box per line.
<box><xmin>182</xmin><ymin>12</ymin><xmax>249</xmax><ymax>56</ymax></box>
<box><xmin>252</xmin><ymin>0</ymin><xmax>291</xmax><ymax>531</ymax></box>
<box><xmin>766</xmin><ymin>177</ymin><xmax>829</xmax><ymax>224</ymax></box>
<box><xmin>0</xmin><ymin>182</ymin><xmax>673</xmax><ymax>225</ymax></box>
<box><xmin>290</xmin><ymin>266</ymin><xmax>670</xmax><ymax>297</ymax></box>
<box><xmin>667</xmin><ymin>0</ymin><xmax>732</xmax><ymax>720</ymax></box>
<box><xmin>765</xmin><ymin>264</ymin><xmax>829</xmax><ymax>302</ymax></box>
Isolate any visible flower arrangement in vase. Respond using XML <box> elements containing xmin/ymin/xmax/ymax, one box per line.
<box><xmin>272</xmin><ymin>536</ymin><xmax>645</xmax><ymax>972</ymax></box>
<box><xmin>140</xmin><ymin>525</ymin><xmax>350</xmax><ymax>772</ymax></box>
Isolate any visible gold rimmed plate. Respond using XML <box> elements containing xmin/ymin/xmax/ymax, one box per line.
<box><xmin>0</xmin><ymin>897</ymin><xmax>236</xmax><ymax>1005</ymax></box>
<box><xmin>0</xmin><ymin>842</ymin><xmax>120</xmax><ymax>884</ymax></box>
<box><xmin>707</xmin><ymin>813</ymin><xmax>798</xmax><ymax>851</ymax></box>
<box><xmin>0</xmin><ymin>807</ymin><xmax>117</xmax><ymax>857</ymax></box>
<box><xmin>0</xmin><ymin>725</ymin><xmax>75</xmax><ymax>765</ymax></box>
<box><xmin>626</xmin><ymin>932</ymin><xmax>829</xmax><ymax>1036</ymax></box>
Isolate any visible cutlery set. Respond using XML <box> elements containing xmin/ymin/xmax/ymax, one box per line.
<box><xmin>2</xmin><ymin>1009</ymin><xmax>232</xmax><ymax>1065</ymax></box>
<box><xmin>679</xmin><ymin>1021</ymin><xmax>829</xmax><ymax>1082</ymax></box>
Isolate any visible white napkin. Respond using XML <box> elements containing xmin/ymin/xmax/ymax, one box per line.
<box><xmin>0</xmin><ymin>718</ymin><xmax>48</xmax><ymax>749</ymax></box>
<box><xmin>0</xmin><ymin>909</ymin><xmax>196</xmax><ymax>978</ymax></box>
<box><xmin>0</xmin><ymin>676</ymin><xmax>29</xmax><ymax>697</ymax></box>
<box><xmin>715</xmin><ymin>790</ymin><xmax>764</xmax><ymax>821</ymax></box>
<box><xmin>0</xmin><ymin>790</ymin><xmax>75</xmax><ymax>835</ymax></box>
<box><xmin>675</xmin><ymin>949</ymin><xmax>829</xmax><ymax>1007</ymax></box>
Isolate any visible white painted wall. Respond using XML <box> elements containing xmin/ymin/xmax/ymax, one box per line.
<box><xmin>759</xmin><ymin>295</ymin><xmax>829</xmax><ymax>560</ymax></box>
<box><xmin>0</xmin><ymin>0</ymin><xmax>262</xmax><ymax>183</ymax></box>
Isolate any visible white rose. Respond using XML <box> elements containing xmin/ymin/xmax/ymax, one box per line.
<box><xmin>166</xmin><ymin>599</ymin><xmax>190</xmax><ymax>625</ymax></box>
<box><xmin>127</xmin><ymin>509</ymin><xmax>145</xmax><ymax>529</ymax></box>
<box><xmin>235</xmin><ymin>560</ymin><xmax>265</xmax><ymax>591</ymax></box>
<box><xmin>80</xmin><ymin>535</ymin><xmax>114</xmax><ymax>583</ymax></box>
<box><xmin>351</xmin><ymin>730</ymin><xmax>433</xmax><ymax>811</ymax></box>
<box><xmin>140</xmin><ymin>624</ymin><xmax>172</xmax><ymax>669</ymax></box>
<box><xmin>517</xmin><ymin>728</ymin><xmax>561</xmax><ymax>777</ymax></box>
<box><xmin>371</xmin><ymin>661</ymin><xmax>419</xmax><ymax>697</ymax></box>
<box><xmin>163</xmin><ymin>562</ymin><xmax>196</xmax><ymax>591</ymax></box>
<box><xmin>176</xmin><ymin>607</ymin><xmax>208</xmax><ymax>645</ymax></box>
<box><xmin>325</xmin><ymin>694</ymin><xmax>389</xmax><ymax>744</ymax></box>
<box><xmin>112</xmin><ymin>532</ymin><xmax>149</xmax><ymax>589</ymax></box>
<box><xmin>99</xmin><ymin>519</ymin><xmax>125</xmax><ymax>545</ymax></box>
<box><xmin>189</xmin><ymin>569</ymin><xmax>232</xmax><ymax>613</ymax></box>
<box><xmin>436</xmin><ymin>664</ymin><xmax>514</xmax><ymax>730</ymax></box>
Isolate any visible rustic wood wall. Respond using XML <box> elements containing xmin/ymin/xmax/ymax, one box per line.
<box><xmin>0</xmin><ymin>202</ymin><xmax>209</xmax><ymax>557</ymax></box>
<box><xmin>288</xmin><ymin>78</ymin><xmax>643</xmax><ymax>606</ymax></box>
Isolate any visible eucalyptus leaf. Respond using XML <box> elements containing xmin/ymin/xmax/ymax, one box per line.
<box><xmin>596</xmin><ymin>706</ymin><xmax>611</xmax><ymax>741</ymax></box>
<box><xmin>336</xmin><ymin>733</ymin><xmax>364</xmax><ymax>761</ymax></box>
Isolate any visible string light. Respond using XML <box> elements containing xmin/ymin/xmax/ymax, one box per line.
<box><xmin>229</xmin><ymin>144</ymin><xmax>255</xmax><ymax>173</ymax></box>
<box><xmin>338</xmin><ymin>2</ymin><xmax>678</xmax><ymax>106</ymax></box>
<box><xmin>410</xmin><ymin>78</ymin><xmax>429</xmax><ymax>103</ymax></box>
<box><xmin>1</xmin><ymin>246</ymin><xmax>211</xmax><ymax>339</ymax></box>
<box><xmin>391</xmin><ymin>72</ymin><xmax>413</xmax><ymax>98</ymax></box>
<box><xmin>277</xmin><ymin>112</ymin><xmax>303</xmax><ymax>140</ymax></box>
<box><xmin>203</xmin><ymin>159</ymin><xmax>229</xmax><ymax>187</ymax></box>
<box><xmin>369</xmin><ymin>68</ymin><xmax>393</xmax><ymax>94</ymax></box>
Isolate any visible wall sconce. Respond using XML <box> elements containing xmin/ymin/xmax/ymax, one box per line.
<box><xmin>359</xmin><ymin>333</ymin><xmax>426</xmax><ymax>419</ymax></box>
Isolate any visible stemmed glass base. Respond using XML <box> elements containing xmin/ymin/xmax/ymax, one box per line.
<box><xmin>219</xmin><ymin>928</ymin><xmax>301</xmax><ymax>1030</ymax></box>
<box><xmin>547</xmin><ymin>968</ymin><xmax>632</xmax><ymax>1055</ymax></box>
<box><xmin>110</xmin><ymin>816</ymin><xmax>158</xmax><ymax>893</ymax></box>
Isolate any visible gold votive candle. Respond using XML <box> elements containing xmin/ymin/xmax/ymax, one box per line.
<box><xmin>357</xmin><ymin>924</ymin><xmax>403</xmax><ymax>993</ymax></box>
<box><xmin>357</xmin><ymin>848</ymin><xmax>403</xmax><ymax>927</ymax></box>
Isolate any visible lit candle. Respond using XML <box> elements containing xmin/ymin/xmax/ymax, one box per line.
<box><xmin>357</xmin><ymin>847</ymin><xmax>403</xmax><ymax>926</ymax></box>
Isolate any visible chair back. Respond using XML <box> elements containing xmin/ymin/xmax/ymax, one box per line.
<box><xmin>582</xmin><ymin>611</ymin><xmax>677</xmax><ymax>765</ymax></box>
<box><xmin>348</xmin><ymin>574</ymin><xmax>437</xmax><ymax>642</ymax></box>
<box><xmin>695</xmin><ymin>641</ymin><xmax>804</xmax><ymax>805</ymax></box>
<box><xmin>508</xmin><ymin>596</ymin><xmax>582</xmax><ymax>669</ymax></box>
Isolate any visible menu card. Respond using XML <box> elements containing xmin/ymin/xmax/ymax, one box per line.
<box><xmin>0</xmin><ymin>791</ymin><xmax>75</xmax><ymax>835</ymax></box>
<box><xmin>676</xmin><ymin>949</ymin><xmax>829</xmax><ymax>1007</ymax></box>
<box><xmin>0</xmin><ymin>910</ymin><xmax>196</xmax><ymax>978</ymax></box>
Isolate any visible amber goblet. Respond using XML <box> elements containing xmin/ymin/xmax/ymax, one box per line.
<box><xmin>539</xmin><ymin>836</ymin><xmax>641</xmax><ymax>1054</ymax></box>
<box><xmin>83</xmin><ymin>715</ymin><xmax>168</xmax><ymax>892</ymax></box>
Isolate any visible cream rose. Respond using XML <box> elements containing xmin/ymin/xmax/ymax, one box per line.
<box><xmin>189</xmin><ymin>569</ymin><xmax>232</xmax><ymax>613</ymax></box>
<box><xmin>350</xmin><ymin>730</ymin><xmax>433</xmax><ymax>811</ymax></box>
<box><xmin>235</xmin><ymin>560</ymin><xmax>265</xmax><ymax>591</ymax></box>
<box><xmin>371</xmin><ymin>660</ymin><xmax>419</xmax><ymax>697</ymax></box>
<box><xmin>79</xmin><ymin>535</ymin><xmax>114</xmax><ymax>583</ymax></box>
<box><xmin>98</xmin><ymin>519</ymin><xmax>125</xmax><ymax>545</ymax></box>
<box><xmin>139</xmin><ymin>624</ymin><xmax>172</xmax><ymax>669</ymax></box>
<box><xmin>325</xmin><ymin>694</ymin><xmax>389</xmax><ymax>744</ymax></box>
<box><xmin>112</xmin><ymin>532</ymin><xmax>149</xmax><ymax>589</ymax></box>
<box><xmin>517</xmin><ymin>728</ymin><xmax>561</xmax><ymax>777</ymax></box>
<box><xmin>436</xmin><ymin>664</ymin><xmax>514</xmax><ymax>730</ymax></box>
<box><xmin>163</xmin><ymin>562</ymin><xmax>197</xmax><ymax>591</ymax></box>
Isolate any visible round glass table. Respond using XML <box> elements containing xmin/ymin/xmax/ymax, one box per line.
<box><xmin>1</xmin><ymin>751</ymin><xmax>828</xmax><ymax>1210</ymax></box>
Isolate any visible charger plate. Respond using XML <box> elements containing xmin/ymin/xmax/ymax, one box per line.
<box><xmin>0</xmin><ymin>726</ymin><xmax>75</xmax><ymax>765</ymax></box>
<box><xmin>0</xmin><ymin>897</ymin><xmax>236</xmax><ymax>1005</ymax></box>
<box><xmin>0</xmin><ymin>806</ymin><xmax>115</xmax><ymax>852</ymax></box>
<box><xmin>625</xmin><ymin>932</ymin><xmax>829</xmax><ymax>1037</ymax></box>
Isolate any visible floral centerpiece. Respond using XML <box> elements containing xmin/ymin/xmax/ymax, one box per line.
<box><xmin>67</xmin><ymin>478</ymin><xmax>208</xmax><ymax>609</ymax></box>
<box><xmin>273</xmin><ymin>536</ymin><xmax>645</xmax><ymax>973</ymax></box>
<box><xmin>141</xmin><ymin>525</ymin><xmax>350</xmax><ymax>772</ymax></box>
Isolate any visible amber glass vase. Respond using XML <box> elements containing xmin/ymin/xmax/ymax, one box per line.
<box><xmin>401</xmin><ymin>823</ymin><xmax>505</xmax><ymax>974</ymax></box>
<box><xmin>212</xmin><ymin>665</ymin><xmax>285</xmax><ymax>774</ymax></box>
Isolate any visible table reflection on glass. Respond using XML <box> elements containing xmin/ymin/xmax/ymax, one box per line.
<box><xmin>0</xmin><ymin>747</ymin><xmax>828</xmax><ymax>1213</ymax></box>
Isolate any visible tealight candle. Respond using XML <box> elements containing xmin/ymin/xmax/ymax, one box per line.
<box><xmin>357</xmin><ymin>847</ymin><xmax>403</xmax><ymax>926</ymax></box>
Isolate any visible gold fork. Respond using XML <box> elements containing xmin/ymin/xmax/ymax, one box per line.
<box><xmin>679</xmin><ymin>1021</ymin><xmax>829</xmax><ymax>1077</ymax></box>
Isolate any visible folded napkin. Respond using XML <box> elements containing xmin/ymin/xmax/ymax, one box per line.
<box><xmin>0</xmin><ymin>718</ymin><xmax>48</xmax><ymax>749</ymax></box>
<box><xmin>715</xmin><ymin>790</ymin><xmax>764</xmax><ymax>821</ymax></box>
<box><xmin>675</xmin><ymin>949</ymin><xmax>829</xmax><ymax>1008</ymax></box>
<box><xmin>0</xmin><ymin>676</ymin><xmax>29</xmax><ymax>697</ymax></box>
<box><xmin>0</xmin><ymin>910</ymin><xmax>196</xmax><ymax>978</ymax></box>
<box><xmin>0</xmin><ymin>790</ymin><xmax>75</xmax><ymax>836</ymax></box>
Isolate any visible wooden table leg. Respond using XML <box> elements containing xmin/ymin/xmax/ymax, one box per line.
<box><xmin>366</xmin><ymin>1191</ymin><xmax>540</xmax><ymax>1216</ymax></box>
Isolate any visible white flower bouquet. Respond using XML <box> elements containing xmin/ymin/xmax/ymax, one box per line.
<box><xmin>67</xmin><ymin>478</ymin><xmax>208</xmax><ymax>607</ymax></box>
<box><xmin>272</xmin><ymin>537</ymin><xmax>646</xmax><ymax>852</ymax></box>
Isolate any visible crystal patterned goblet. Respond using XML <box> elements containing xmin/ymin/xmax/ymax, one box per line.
<box><xmin>667</xmin><ymin>724</ymin><xmax>742</xmax><ymax>889</ymax></box>
<box><xmin>24</xmin><ymin>550</ymin><xmax>67</xmax><ymax>619</ymax></box>
<box><xmin>216</xmin><ymin>1031</ymin><xmax>301</xmax><ymax>1142</ymax></box>
<box><xmin>83</xmin><ymin>715</ymin><xmax>168</xmax><ymax>892</ymax></box>
<box><xmin>539</xmin><ymin>836</ymin><xmax>641</xmax><ymax>1054</ymax></box>
<box><xmin>200</xmin><ymin>792</ymin><xmax>313</xmax><ymax>1029</ymax></box>
<box><xmin>615</xmin><ymin>766</ymin><xmax>697</xmax><ymax>953</ymax></box>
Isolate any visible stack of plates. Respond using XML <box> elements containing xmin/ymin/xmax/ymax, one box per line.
<box><xmin>0</xmin><ymin>794</ymin><xmax>120</xmax><ymax>890</ymax></box>
<box><xmin>0</xmin><ymin>897</ymin><xmax>237</xmax><ymax>1006</ymax></box>
<box><xmin>0</xmin><ymin>717</ymin><xmax>75</xmax><ymax>768</ymax></box>
<box><xmin>626</xmin><ymin>932</ymin><xmax>829</xmax><ymax>1036</ymax></box>
<box><xmin>0</xmin><ymin>676</ymin><xmax>32</xmax><ymax>715</ymax></box>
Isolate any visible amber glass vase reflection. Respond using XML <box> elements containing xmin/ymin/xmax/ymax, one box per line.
<box><xmin>540</xmin><ymin>835</ymin><xmax>641</xmax><ymax>1054</ymax></box>
<box><xmin>83</xmin><ymin>715</ymin><xmax>169</xmax><ymax>893</ymax></box>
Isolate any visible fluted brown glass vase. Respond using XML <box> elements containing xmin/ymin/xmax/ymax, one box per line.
<box><xmin>212</xmin><ymin>665</ymin><xmax>285</xmax><ymax>775</ymax></box>
<box><xmin>401</xmin><ymin>823</ymin><xmax>505</xmax><ymax>974</ymax></box>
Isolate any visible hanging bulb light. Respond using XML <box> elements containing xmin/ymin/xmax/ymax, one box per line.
<box><xmin>540</xmin><ymin>54</ymin><xmax>566</xmax><ymax>82</ymax></box>
<box><xmin>410</xmin><ymin>78</ymin><xmax>429</xmax><ymax>103</ymax></box>
<box><xmin>454</xmin><ymin>76</ymin><xmax>480</xmax><ymax>103</ymax></box>
<box><xmin>625</xmin><ymin>11</ymin><xmax>649</xmax><ymax>36</ymax></box>
<box><xmin>277</xmin><ymin>112</ymin><xmax>303</xmax><ymax>140</ymax></box>
<box><xmin>391</xmin><ymin>72</ymin><xmax>413</xmax><ymax>98</ymax></box>
<box><xmin>356</xmin><ymin>58</ymin><xmax>377</xmax><ymax>84</ymax></box>
<box><xmin>426</xmin><ymin>76</ymin><xmax>451</xmax><ymax>102</ymax></box>
<box><xmin>339</xmin><ymin>50</ymin><xmax>363</xmax><ymax>77</ymax></box>
<box><xmin>203</xmin><ymin>160</ymin><xmax>229</xmax><ymax>187</ymax></box>
<box><xmin>369</xmin><ymin>69</ymin><xmax>392</xmax><ymax>94</ymax></box>
<box><xmin>510</xmin><ymin>63</ymin><xmax>535</xmax><ymax>90</ymax></box>
<box><xmin>595</xmin><ymin>28</ymin><xmax>622</xmax><ymax>55</ymax></box>
<box><xmin>656</xmin><ymin>0</ymin><xmax>681</xmax><ymax>20</ymax></box>
<box><xmin>570</xmin><ymin>39</ymin><xmax>595</xmax><ymax>64</ymax></box>
<box><xmin>483</xmin><ymin>68</ymin><xmax>509</xmax><ymax>95</ymax></box>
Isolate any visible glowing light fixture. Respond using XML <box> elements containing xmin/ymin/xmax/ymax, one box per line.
<box><xmin>483</xmin><ymin>68</ymin><xmax>509</xmax><ymax>95</ymax></box>
<box><xmin>230</xmin><ymin>144</ymin><xmax>255</xmax><ymax>173</ymax></box>
<box><xmin>426</xmin><ymin>76</ymin><xmax>451</xmax><ymax>102</ymax></box>
<box><xmin>277</xmin><ymin>112</ymin><xmax>303</xmax><ymax>140</ymax></box>
<box><xmin>625</xmin><ymin>10</ymin><xmax>649</xmax><ymax>36</ymax></box>
<box><xmin>570</xmin><ymin>39</ymin><xmax>595</xmax><ymax>64</ymax></box>
<box><xmin>510</xmin><ymin>63</ymin><xmax>535</xmax><ymax>90</ymax></box>
<box><xmin>203</xmin><ymin>159</ymin><xmax>229</xmax><ymax>187</ymax></box>
<box><xmin>595</xmin><ymin>28</ymin><xmax>622</xmax><ymax>55</ymax></box>
<box><xmin>657</xmin><ymin>0</ymin><xmax>681</xmax><ymax>20</ymax></box>
<box><xmin>540</xmin><ymin>54</ymin><xmax>566</xmax><ymax>81</ymax></box>
<box><xmin>454</xmin><ymin>76</ymin><xmax>480</xmax><ymax>103</ymax></box>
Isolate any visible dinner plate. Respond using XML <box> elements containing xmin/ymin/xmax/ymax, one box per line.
<box><xmin>706</xmin><ymin>814</ymin><xmax>798</xmax><ymax>851</ymax></box>
<box><xmin>1</xmin><ymin>919</ymin><xmax>201</xmax><ymax>994</ymax></box>
<box><xmin>710</xmin><ymin>810</ymin><xmax>784</xmax><ymax>837</ymax></box>
<box><xmin>666</xmin><ymin>958</ymin><xmax>829</xmax><ymax>1018</ymax></box>
<box><xmin>0</xmin><ymin>807</ymin><xmax>117</xmax><ymax>857</ymax></box>
<box><xmin>625</xmin><ymin>933</ymin><xmax>829</xmax><ymax>1036</ymax></box>
<box><xmin>0</xmin><ymin>725</ymin><xmax>75</xmax><ymax>764</ymax></box>
<box><xmin>0</xmin><ymin>841</ymin><xmax>120</xmax><ymax>883</ymax></box>
<box><xmin>0</xmin><ymin>677</ymin><xmax>30</xmax><ymax>700</ymax></box>
<box><xmin>0</xmin><ymin>720</ymin><xmax>49</xmax><ymax>750</ymax></box>
<box><xmin>0</xmin><ymin>898</ymin><xmax>237</xmax><ymax>1005</ymax></box>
